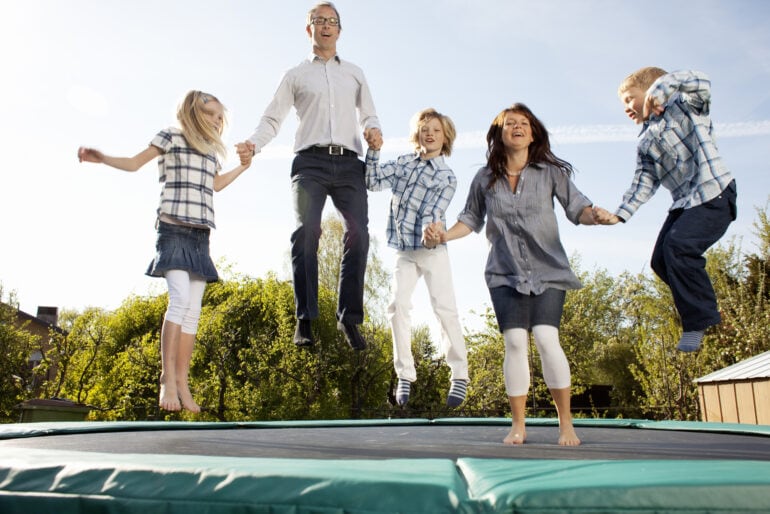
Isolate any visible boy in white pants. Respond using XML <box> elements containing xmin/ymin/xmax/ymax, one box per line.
<box><xmin>365</xmin><ymin>108</ymin><xmax>469</xmax><ymax>407</ymax></box>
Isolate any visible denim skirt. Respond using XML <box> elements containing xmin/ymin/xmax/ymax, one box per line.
<box><xmin>489</xmin><ymin>287</ymin><xmax>565</xmax><ymax>332</ymax></box>
<box><xmin>145</xmin><ymin>221</ymin><xmax>219</xmax><ymax>282</ymax></box>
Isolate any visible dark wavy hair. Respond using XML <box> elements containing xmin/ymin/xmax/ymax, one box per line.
<box><xmin>485</xmin><ymin>103</ymin><xmax>573</xmax><ymax>189</ymax></box>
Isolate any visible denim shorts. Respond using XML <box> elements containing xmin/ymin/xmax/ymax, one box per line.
<box><xmin>489</xmin><ymin>287</ymin><xmax>565</xmax><ymax>332</ymax></box>
<box><xmin>145</xmin><ymin>221</ymin><xmax>218</xmax><ymax>282</ymax></box>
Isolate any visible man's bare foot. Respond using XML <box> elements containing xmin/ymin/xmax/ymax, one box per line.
<box><xmin>558</xmin><ymin>425</ymin><xmax>581</xmax><ymax>446</ymax></box>
<box><xmin>503</xmin><ymin>421</ymin><xmax>527</xmax><ymax>445</ymax></box>
<box><xmin>177</xmin><ymin>382</ymin><xmax>200</xmax><ymax>413</ymax></box>
<box><xmin>159</xmin><ymin>382</ymin><xmax>181</xmax><ymax>411</ymax></box>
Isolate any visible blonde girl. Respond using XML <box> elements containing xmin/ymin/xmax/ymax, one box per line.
<box><xmin>78</xmin><ymin>90</ymin><xmax>251</xmax><ymax>412</ymax></box>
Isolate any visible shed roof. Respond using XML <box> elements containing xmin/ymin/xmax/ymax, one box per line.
<box><xmin>695</xmin><ymin>350</ymin><xmax>770</xmax><ymax>383</ymax></box>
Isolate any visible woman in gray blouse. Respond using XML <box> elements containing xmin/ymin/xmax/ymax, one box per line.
<box><xmin>431</xmin><ymin>103</ymin><xmax>603</xmax><ymax>446</ymax></box>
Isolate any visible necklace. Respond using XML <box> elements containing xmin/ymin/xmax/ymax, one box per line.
<box><xmin>505</xmin><ymin>169</ymin><xmax>522</xmax><ymax>177</ymax></box>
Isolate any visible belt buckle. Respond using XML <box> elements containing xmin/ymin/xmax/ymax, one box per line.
<box><xmin>328</xmin><ymin>145</ymin><xmax>343</xmax><ymax>156</ymax></box>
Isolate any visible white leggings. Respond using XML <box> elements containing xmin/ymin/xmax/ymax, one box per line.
<box><xmin>164</xmin><ymin>269</ymin><xmax>207</xmax><ymax>334</ymax></box>
<box><xmin>503</xmin><ymin>325</ymin><xmax>571</xmax><ymax>396</ymax></box>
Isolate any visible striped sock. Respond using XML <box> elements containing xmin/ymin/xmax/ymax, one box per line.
<box><xmin>396</xmin><ymin>379</ymin><xmax>411</xmax><ymax>406</ymax></box>
<box><xmin>677</xmin><ymin>330</ymin><xmax>705</xmax><ymax>352</ymax></box>
<box><xmin>446</xmin><ymin>379</ymin><xmax>468</xmax><ymax>408</ymax></box>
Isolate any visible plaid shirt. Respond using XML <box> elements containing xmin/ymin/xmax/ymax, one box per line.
<box><xmin>366</xmin><ymin>149</ymin><xmax>456</xmax><ymax>251</ymax></box>
<box><xmin>615</xmin><ymin>70</ymin><xmax>734</xmax><ymax>221</ymax></box>
<box><xmin>151</xmin><ymin>127</ymin><xmax>220</xmax><ymax>229</ymax></box>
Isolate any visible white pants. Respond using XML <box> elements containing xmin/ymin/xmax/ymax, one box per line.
<box><xmin>388</xmin><ymin>246</ymin><xmax>468</xmax><ymax>382</ymax></box>
<box><xmin>503</xmin><ymin>325</ymin><xmax>571</xmax><ymax>396</ymax></box>
<box><xmin>165</xmin><ymin>269</ymin><xmax>207</xmax><ymax>334</ymax></box>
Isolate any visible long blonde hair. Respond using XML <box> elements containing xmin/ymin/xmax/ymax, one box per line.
<box><xmin>177</xmin><ymin>90</ymin><xmax>226</xmax><ymax>157</ymax></box>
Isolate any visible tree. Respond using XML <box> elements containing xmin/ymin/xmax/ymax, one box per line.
<box><xmin>318</xmin><ymin>213</ymin><xmax>391</xmax><ymax>324</ymax></box>
<box><xmin>0</xmin><ymin>288</ymin><xmax>39</xmax><ymax>422</ymax></box>
<box><xmin>460</xmin><ymin>307</ymin><xmax>510</xmax><ymax>417</ymax></box>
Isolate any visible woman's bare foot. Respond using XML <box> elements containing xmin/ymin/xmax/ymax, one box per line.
<box><xmin>177</xmin><ymin>381</ymin><xmax>201</xmax><ymax>413</ymax></box>
<box><xmin>159</xmin><ymin>380</ymin><xmax>181</xmax><ymax>411</ymax></box>
<box><xmin>558</xmin><ymin>425</ymin><xmax>581</xmax><ymax>446</ymax></box>
<box><xmin>503</xmin><ymin>421</ymin><xmax>527</xmax><ymax>445</ymax></box>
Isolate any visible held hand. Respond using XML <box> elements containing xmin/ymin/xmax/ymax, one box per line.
<box><xmin>364</xmin><ymin>127</ymin><xmax>383</xmax><ymax>149</ymax></box>
<box><xmin>592</xmin><ymin>206</ymin><xmax>621</xmax><ymax>225</ymax></box>
<box><xmin>422</xmin><ymin>221</ymin><xmax>446</xmax><ymax>248</ymax></box>
<box><xmin>77</xmin><ymin>146</ymin><xmax>104</xmax><ymax>163</ymax></box>
<box><xmin>367</xmin><ymin>133</ymin><xmax>383</xmax><ymax>151</ymax></box>
<box><xmin>235</xmin><ymin>141</ymin><xmax>255</xmax><ymax>166</ymax></box>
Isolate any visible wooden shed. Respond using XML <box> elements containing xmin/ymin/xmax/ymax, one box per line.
<box><xmin>695</xmin><ymin>351</ymin><xmax>770</xmax><ymax>425</ymax></box>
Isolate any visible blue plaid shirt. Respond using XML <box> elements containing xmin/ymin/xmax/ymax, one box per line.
<box><xmin>615</xmin><ymin>70</ymin><xmax>734</xmax><ymax>221</ymax></box>
<box><xmin>366</xmin><ymin>149</ymin><xmax>456</xmax><ymax>250</ymax></box>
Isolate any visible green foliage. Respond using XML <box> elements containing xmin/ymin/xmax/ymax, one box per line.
<box><xmin>9</xmin><ymin>202</ymin><xmax>770</xmax><ymax>424</ymax></box>
<box><xmin>462</xmin><ymin>308</ymin><xmax>509</xmax><ymax>416</ymax></box>
<box><xmin>0</xmin><ymin>289</ymin><xmax>39</xmax><ymax>422</ymax></box>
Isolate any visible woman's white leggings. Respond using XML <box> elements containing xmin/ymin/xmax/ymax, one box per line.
<box><xmin>503</xmin><ymin>325</ymin><xmax>571</xmax><ymax>396</ymax></box>
<box><xmin>164</xmin><ymin>269</ymin><xmax>207</xmax><ymax>335</ymax></box>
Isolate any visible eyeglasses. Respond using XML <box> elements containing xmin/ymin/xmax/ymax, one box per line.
<box><xmin>311</xmin><ymin>16</ymin><xmax>339</xmax><ymax>26</ymax></box>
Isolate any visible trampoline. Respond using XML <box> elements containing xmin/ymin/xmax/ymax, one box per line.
<box><xmin>2</xmin><ymin>417</ymin><xmax>770</xmax><ymax>513</ymax></box>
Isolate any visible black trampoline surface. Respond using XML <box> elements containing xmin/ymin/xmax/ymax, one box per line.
<box><xmin>3</xmin><ymin>420</ymin><xmax>770</xmax><ymax>461</ymax></box>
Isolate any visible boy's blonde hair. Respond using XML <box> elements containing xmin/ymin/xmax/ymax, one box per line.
<box><xmin>409</xmin><ymin>108</ymin><xmax>456</xmax><ymax>157</ymax></box>
<box><xmin>618</xmin><ymin>66</ymin><xmax>667</xmax><ymax>96</ymax></box>
<box><xmin>177</xmin><ymin>90</ymin><xmax>227</xmax><ymax>158</ymax></box>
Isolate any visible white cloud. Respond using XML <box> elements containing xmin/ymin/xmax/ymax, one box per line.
<box><xmin>254</xmin><ymin>120</ymin><xmax>770</xmax><ymax>159</ymax></box>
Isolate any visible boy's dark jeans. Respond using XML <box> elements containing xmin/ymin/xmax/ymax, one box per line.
<box><xmin>650</xmin><ymin>180</ymin><xmax>737</xmax><ymax>332</ymax></box>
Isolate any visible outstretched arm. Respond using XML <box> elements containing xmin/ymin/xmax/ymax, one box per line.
<box><xmin>214</xmin><ymin>161</ymin><xmax>251</xmax><ymax>192</ymax></box>
<box><xmin>438</xmin><ymin>221</ymin><xmax>473</xmax><ymax>243</ymax></box>
<box><xmin>77</xmin><ymin>145</ymin><xmax>160</xmax><ymax>172</ymax></box>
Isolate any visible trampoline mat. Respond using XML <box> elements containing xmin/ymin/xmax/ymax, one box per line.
<box><xmin>3</xmin><ymin>422</ymin><xmax>770</xmax><ymax>461</ymax></box>
<box><xmin>3</xmin><ymin>419</ymin><xmax>770</xmax><ymax>513</ymax></box>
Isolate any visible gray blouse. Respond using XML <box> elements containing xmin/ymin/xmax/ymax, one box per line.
<box><xmin>457</xmin><ymin>162</ymin><xmax>592</xmax><ymax>294</ymax></box>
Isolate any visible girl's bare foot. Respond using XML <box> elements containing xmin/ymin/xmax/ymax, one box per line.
<box><xmin>503</xmin><ymin>421</ymin><xmax>527</xmax><ymax>445</ymax></box>
<box><xmin>558</xmin><ymin>425</ymin><xmax>581</xmax><ymax>446</ymax></box>
<box><xmin>177</xmin><ymin>381</ymin><xmax>200</xmax><ymax>413</ymax></box>
<box><xmin>159</xmin><ymin>381</ymin><xmax>181</xmax><ymax>411</ymax></box>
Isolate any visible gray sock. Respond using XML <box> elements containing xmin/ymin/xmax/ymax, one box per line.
<box><xmin>677</xmin><ymin>330</ymin><xmax>704</xmax><ymax>352</ymax></box>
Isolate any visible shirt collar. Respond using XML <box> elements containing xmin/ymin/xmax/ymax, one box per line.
<box><xmin>308</xmin><ymin>52</ymin><xmax>340</xmax><ymax>64</ymax></box>
<box><xmin>411</xmin><ymin>152</ymin><xmax>447</xmax><ymax>169</ymax></box>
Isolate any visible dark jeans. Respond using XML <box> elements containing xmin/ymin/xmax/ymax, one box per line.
<box><xmin>650</xmin><ymin>180</ymin><xmax>737</xmax><ymax>331</ymax></box>
<box><xmin>290</xmin><ymin>152</ymin><xmax>369</xmax><ymax>324</ymax></box>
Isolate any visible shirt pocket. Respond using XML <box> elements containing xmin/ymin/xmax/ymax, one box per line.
<box><xmin>416</xmin><ymin>173</ymin><xmax>446</xmax><ymax>191</ymax></box>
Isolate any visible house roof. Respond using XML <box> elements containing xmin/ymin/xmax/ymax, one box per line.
<box><xmin>14</xmin><ymin>308</ymin><xmax>67</xmax><ymax>336</ymax></box>
<box><xmin>695</xmin><ymin>350</ymin><xmax>770</xmax><ymax>383</ymax></box>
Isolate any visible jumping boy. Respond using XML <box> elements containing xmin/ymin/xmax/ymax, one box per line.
<box><xmin>365</xmin><ymin>108</ymin><xmax>469</xmax><ymax>407</ymax></box>
<box><xmin>595</xmin><ymin>67</ymin><xmax>737</xmax><ymax>352</ymax></box>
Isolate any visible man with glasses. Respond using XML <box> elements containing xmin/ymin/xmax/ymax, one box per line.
<box><xmin>238</xmin><ymin>2</ymin><xmax>381</xmax><ymax>351</ymax></box>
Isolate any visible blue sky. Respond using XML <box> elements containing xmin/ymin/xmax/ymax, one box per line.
<box><xmin>2</xmin><ymin>1</ymin><xmax>769</xmax><ymax>335</ymax></box>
